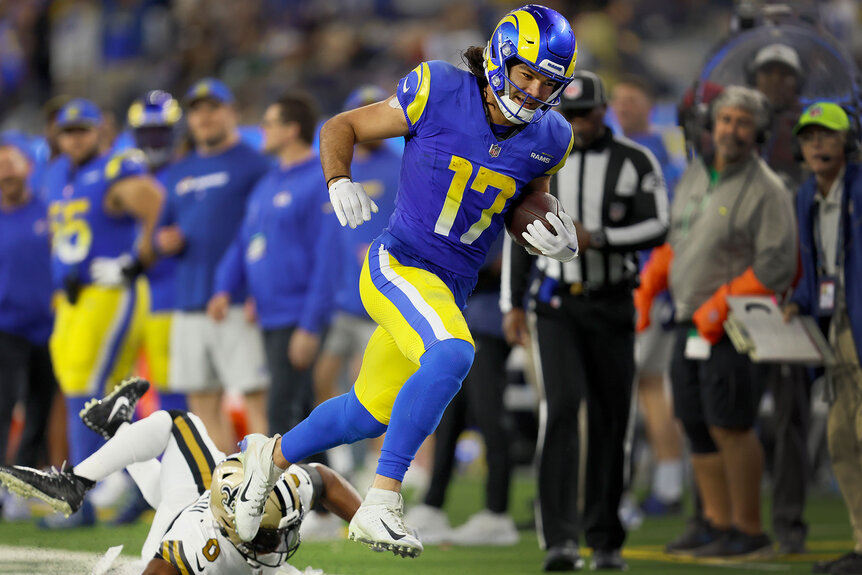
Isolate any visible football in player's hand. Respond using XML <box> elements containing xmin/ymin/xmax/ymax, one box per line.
<box><xmin>505</xmin><ymin>192</ymin><xmax>561</xmax><ymax>247</ymax></box>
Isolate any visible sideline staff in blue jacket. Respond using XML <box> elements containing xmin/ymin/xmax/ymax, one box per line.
<box><xmin>0</xmin><ymin>140</ymin><xmax>57</xmax><ymax>475</ymax></box>
<box><xmin>210</xmin><ymin>92</ymin><xmax>340</xmax><ymax>436</ymax></box>
<box><xmin>156</xmin><ymin>79</ymin><xmax>271</xmax><ymax>452</ymax></box>
<box><xmin>784</xmin><ymin>102</ymin><xmax>862</xmax><ymax>575</ymax></box>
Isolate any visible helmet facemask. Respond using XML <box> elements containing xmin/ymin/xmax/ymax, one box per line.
<box><xmin>484</xmin><ymin>44</ymin><xmax>567</xmax><ymax>124</ymax></box>
<box><xmin>482</xmin><ymin>6</ymin><xmax>577</xmax><ymax>125</ymax></box>
<box><xmin>133</xmin><ymin>126</ymin><xmax>175</xmax><ymax>170</ymax></box>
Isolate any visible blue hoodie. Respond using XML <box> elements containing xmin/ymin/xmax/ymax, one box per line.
<box><xmin>215</xmin><ymin>155</ymin><xmax>340</xmax><ymax>333</ymax></box>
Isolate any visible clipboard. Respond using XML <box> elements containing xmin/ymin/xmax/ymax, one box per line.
<box><xmin>724</xmin><ymin>296</ymin><xmax>835</xmax><ymax>366</ymax></box>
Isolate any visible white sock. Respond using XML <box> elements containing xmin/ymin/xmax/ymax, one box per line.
<box><xmin>365</xmin><ymin>487</ymin><xmax>402</xmax><ymax>506</ymax></box>
<box><xmin>652</xmin><ymin>460</ymin><xmax>683</xmax><ymax>503</ymax></box>
<box><xmin>74</xmin><ymin>411</ymin><xmax>173</xmax><ymax>482</ymax></box>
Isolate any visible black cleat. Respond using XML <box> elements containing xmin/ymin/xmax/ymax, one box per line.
<box><xmin>0</xmin><ymin>464</ymin><xmax>94</xmax><ymax>517</ymax></box>
<box><xmin>813</xmin><ymin>551</ymin><xmax>862</xmax><ymax>574</ymax></box>
<box><xmin>664</xmin><ymin>518</ymin><xmax>727</xmax><ymax>555</ymax></box>
<box><xmin>690</xmin><ymin>528</ymin><xmax>773</xmax><ymax>558</ymax></box>
<box><xmin>591</xmin><ymin>549</ymin><xmax>627</xmax><ymax>570</ymax></box>
<box><xmin>543</xmin><ymin>541</ymin><xmax>584</xmax><ymax>571</ymax></box>
<box><xmin>80</xmin><ymin>376</ymin><xmax>150</xmax><ymax>439</ymax></box>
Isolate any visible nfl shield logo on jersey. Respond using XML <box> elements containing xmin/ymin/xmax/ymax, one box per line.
<box><xmin>489</xmin><ymin>144</ymin><xmax>502</xmax><ymax>157</ymax></box>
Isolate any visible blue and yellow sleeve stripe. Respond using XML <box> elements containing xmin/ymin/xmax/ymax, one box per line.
<box><xmin>396</xmin><ymin>62</ymin><xmax>432</xmax><ymax>132</ymax></box>
<box><xmin>546</xmin><ymin>124</ymin><xmax>575</xmax><ymax>176</ymax></box>
<box><xmin>105</xmin><ymin>148</ymin><xmax>149</xmax><ymax>184</ymax></box>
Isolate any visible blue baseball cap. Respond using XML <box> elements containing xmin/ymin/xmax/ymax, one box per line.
<box><xmin>184</xmin><ymin>78</ymin><xmax>235</xmax><ymax>106</ymax></box>
<box><xmin>343</xmin><ymin>85</ymin><xmax>388</xmax><ymax>112</ymax></box>
<box><xmin>56</xmin><ymin>98</ymin><xmax>103</xmax><ymax>129</ymax></box>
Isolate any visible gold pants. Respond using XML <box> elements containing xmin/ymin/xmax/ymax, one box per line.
<box><xmin>827</xmin><ymin>311</ymin><xmax>862</xmax><ymax>552</ymax></box>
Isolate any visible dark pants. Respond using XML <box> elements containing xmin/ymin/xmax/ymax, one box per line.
<box><xmin>263</xmin><ymin>326</ymin><xmax>317</xmax><ymax>440</ymax></box>
<box><xmin>532</xmin><ymin>293</ymin><xmax>635</xmax><ymax>551</ymax></box>
<box><xmin>762</xmin><ymin>363</ymin><xmax>811</xmax><ymax>542</ymax></box>
<box><xmin>424</xmin><ymin>334</ymin><xmax>513</xmax><ymax>513</ymax></box>
<box><xmin>0</xmin><ymin>331</ymin><xmax>58</xmax><ymax>467</ymax></box>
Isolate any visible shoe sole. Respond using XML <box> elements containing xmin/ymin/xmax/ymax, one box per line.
<box><xmin>348</xmin><ymin>531</ymin><xmax>422</xmax><ymax>558</ymax></box>
<box><xmin>0</xmin><ymin>471</ymin><xmax>72</xmax><ymax>517</ymax></box>
<box><xmin>235</xmin><ymin>434</ymin><xmax>276</xmax><ymax>542</ymax></box>
<box><xmin>79</xmin><ymin>377</ymin><xmax>149</xmax><ymax>437</ymax></box>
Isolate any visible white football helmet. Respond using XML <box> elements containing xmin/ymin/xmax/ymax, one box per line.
<box><xmin>210</xmin><ymin>457</ymin><xmax>303</xmax><ymax>568</ymax></box>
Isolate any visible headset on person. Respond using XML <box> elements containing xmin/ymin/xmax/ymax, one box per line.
<box><xmin>791</xmin><ymin>107</ymin><xmax>862</xmax><ymax>162</ymax></box>
<box><xmin>701</xmin><ymin>89</ymin><xmax>773</xmax><ymax>146</ymax></box>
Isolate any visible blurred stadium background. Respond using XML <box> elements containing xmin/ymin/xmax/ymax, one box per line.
<box><xmin>1</xmin><ymin>0</ymin><xmax>862</xmax><ymax>573</ymax></box>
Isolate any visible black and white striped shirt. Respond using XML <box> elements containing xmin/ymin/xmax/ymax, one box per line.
<box><xmin>502</xmin><ymin>128</ymin><xmax>669</xmax><ymax>311</ymax></box>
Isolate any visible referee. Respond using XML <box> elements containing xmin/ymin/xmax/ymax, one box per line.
<box><xmin>502</xmin><ymin>71</ymin><xmax>668</xmax><ymax>572</ymax></box>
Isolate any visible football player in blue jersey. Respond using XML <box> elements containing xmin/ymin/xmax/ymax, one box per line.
<box><xmin>100</xmin><ymin>90</ymin><xmax>188</xmax><ymax>526</ymax></box>
<box><xmin>43</xmin><ymin>98</ymin><xmax>166</xmax><ymax>526</ymax></box>
<box><xmin>236</xmin><ymin>5</ymin><xmax>580</xmax><ymax>558</ymax></box>
<box><xmin>126</xmin><ymin>90</ymin><xmax>187</xmax><ymax>414</ymax></box>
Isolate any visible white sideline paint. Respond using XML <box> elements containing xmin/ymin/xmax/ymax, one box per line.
<box><xmin>0</xmin><ymin>545</ymin><xmax>333</xmax><ymax>575</ymax></box>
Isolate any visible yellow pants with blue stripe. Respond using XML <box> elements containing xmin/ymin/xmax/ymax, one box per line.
<box><xmin>50</xmin><ymin>280</ymin><xmax>148</xmax><ymax>397</ymax></box>
<box><xmin>355</xmin><ymin>241</ymin><xmax>474</xmax><ymax>424</ymax></box>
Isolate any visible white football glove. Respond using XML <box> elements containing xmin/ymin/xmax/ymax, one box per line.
<box><xmin>522</xmin><ymin>212</ymin><xmax>579</xmax><ymax>262</ymax></box>
<box><xmin>328</xmin><ymin>178</ymin><xmax>378</xmax><ymax>229</ymax></box>
<box><xmin>90</xmin><ymin>254</ymin><xmax>141</xmax><ymax>286</ymax></box>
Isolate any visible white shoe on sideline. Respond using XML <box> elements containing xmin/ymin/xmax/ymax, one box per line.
<box><xmin>404</xmin><ymin>503</ymin><xmax>452</xmax><ymax>545</ymax></box>
<box><xmin>449</xmin><ymin>509</ymin><xmax>519</xmax><ymax>546</ymax></box>
<box><xmin>348</xmin><ymin>488</ymin><xmax>423</xmax><ymax>558</ymax></box>
<box><xmin>300</xmin><ymin>510</ymin><xmax>345</xmax><ymax>541</ymax></box>
<box><xmin>235</xmin><ymin>433</ymin><xmax>283</xmax><ymax>541</ymax></box>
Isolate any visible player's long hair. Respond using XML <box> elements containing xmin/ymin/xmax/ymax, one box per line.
<box><xmin>462</xmin><ymin>46</ymin><xmax>488</xmax><ymax>89</ymax></box>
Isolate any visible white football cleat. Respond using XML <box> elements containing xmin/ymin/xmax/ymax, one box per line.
<box><xmin>234</xmin><ymin>433</ymin><xmax>283</xmax><ymax>541</ymax></box>
<box><xmin>404</xmin><ymin>503</ymin><xmax>452</xmax><ymax>545</ymax></box>
<box><xmin>348</xmin><ymin>488</ymin><xmax>423</xmax><ymax>558</ymax></box>
<box><xmin>449</xmin><ymin>509</ymin><xmax>519</xmax><ymax>546</ymax></box>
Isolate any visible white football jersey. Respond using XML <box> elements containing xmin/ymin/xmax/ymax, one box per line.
<box><xmin>157</xmin><ymin>464</ymin><xmax>316</xmax><ymax>574</ymax></box>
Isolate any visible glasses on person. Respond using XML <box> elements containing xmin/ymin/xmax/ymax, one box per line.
<box><xmin>798</xmin><ymin>130</ymin><xmax>842</xmax><ymax>144</ymax></box>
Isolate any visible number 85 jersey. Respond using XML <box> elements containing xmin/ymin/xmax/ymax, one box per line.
<box><xmin>389</xmin><ymin>60</ymin><xmax>574</xmax><ymax>279</ymax></box>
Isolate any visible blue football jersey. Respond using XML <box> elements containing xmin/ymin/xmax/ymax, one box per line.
<box><xmin>389</xmin><ymin>60</ymin><xmax>574</xmax><ymax>279</ymax></box>
<box><xmin>104</xmin><ymin>154</ymin><xmax>177</xmax><ymax>312</ymax></box>
<box><xmin>45</xmin><ymin>152</ymin><xmax>140</xmax><ymax>288</ymax></box>
<box><xmin>146</xmin><ymin>167</ymin><xmax>177</xmax><ymax>312</ymax></box>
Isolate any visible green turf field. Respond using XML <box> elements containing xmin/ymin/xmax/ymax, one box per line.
<box><xmin>0</xmin><ymin>472</ymin><xmax>852</xmax><ymax>574</ymax></box>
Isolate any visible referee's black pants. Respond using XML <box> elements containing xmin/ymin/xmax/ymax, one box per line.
<box><xmin>530</xmin><ymin>292</ymin><xmax>634</xmax><ymax>551</ymax></box>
